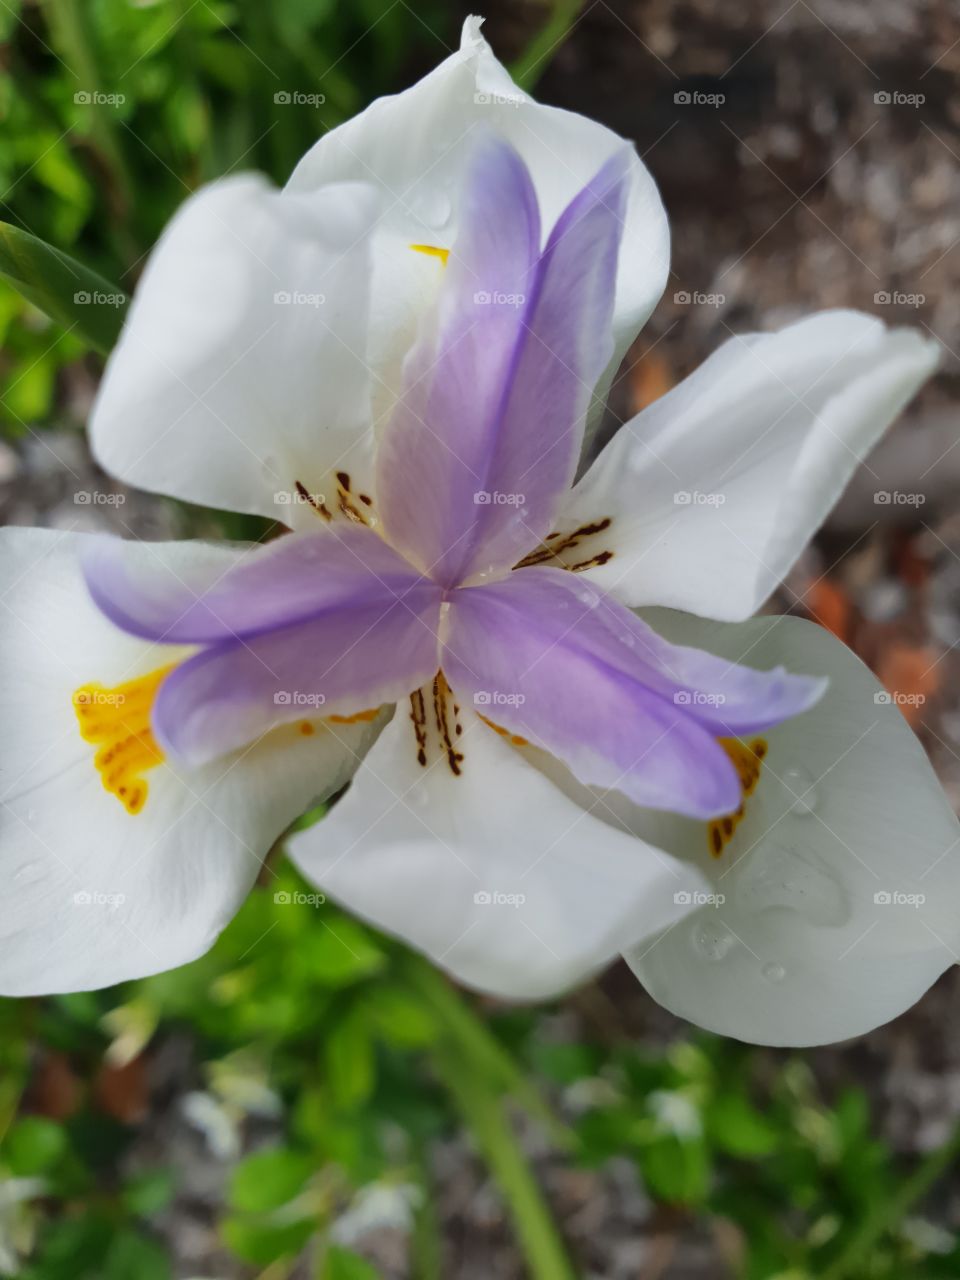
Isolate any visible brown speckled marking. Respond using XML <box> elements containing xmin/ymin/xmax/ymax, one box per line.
<box><xmin>335</xmin><ymin>471</ymin><xmax>370</xmax><ymax>525</ymax></box>
<box><xmin>707</xmin><ymin>737</ymin><xmax>768</xmax><ymax>857</ymax></box>
<box><xmin>294</xmin><ymin>479</ymin><xmax>332</xmax><ymax>521</ymax></box>
<box><xmin>516</xmin><ymin>517</ymin><xmax>613</xmax><ymax>572</ymax></box>
<box><xmin>410</xmin><ymin>689</ymin><xmax>429</xmax><ymax>767</ymax></box>
<box><xmin>433</xmin><ymin>671</ymin><xmax>464</xmax><ymax>776</ymax></box>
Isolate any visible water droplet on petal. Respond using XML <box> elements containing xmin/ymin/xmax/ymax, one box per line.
<box><xmin>735</xmin><ymin>841</ymin><xmax>849</xmax><ymax>927</ymax></box>
<box><xmin>413</xmin><ymin>187</ymin><xmax>452</xmax><ymax>230</ymax></box>
<box><xmin>782</xmin><ymin>765</ymin><xmax>818</xmax><ymax>815</ymax></box>
<box><xmin>762</xmin><ymin>960</ymin><xmax>786</xmax><ymax>984</ymax></box>
<box><xmin>14</xmin><ymin>861</ymin><xmax>41</xmax><ymax>884</ymax></box>
<box><xmin>691</xmin><ymin>921</ymin><xmax>735</xmax><ymax>962</ymax></box>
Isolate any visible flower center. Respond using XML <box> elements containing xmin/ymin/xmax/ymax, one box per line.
<box><xmin>707</xmin><ymin>736</ymin><xmax>768</xmax><ymax>857</ymax></box>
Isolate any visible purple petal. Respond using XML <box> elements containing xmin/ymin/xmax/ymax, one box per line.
<box><xmin>376</xmin><ymin>133</ymin><xmax>630</xmax><ymax>587</ymax></box>
<box><xmin>82</xmin><ymin>525</ymin><xmax>429</xmax><ymax>644</ymax></box>
<box><xmin>153</xmin><ymin>578</ymin><xmax>442</xmax><ymax>766</ymax></box>
<box><xmin>441</xmin><ymin>567</ymin><xmax>825</xmax><ymax>818</ymax></box>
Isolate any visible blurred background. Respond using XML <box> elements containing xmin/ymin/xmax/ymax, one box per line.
<box><xmin>2</xmin><ymin>1</ymin><xmax>960</xmax><ymax>1277</ymax></box>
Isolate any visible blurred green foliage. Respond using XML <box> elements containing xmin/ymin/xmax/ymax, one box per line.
<box><xmin>2</xmin><ymin>2</ymin><xmax>960</xmax><ymax>1277</ymax></box>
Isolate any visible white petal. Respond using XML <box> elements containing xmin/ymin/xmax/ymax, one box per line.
<box><xmin>615</xmin><ymin>611</ymin><xmax>960</xmax><ymax>1046</ymax></box>
<box><xmin>0</xmin><ymin>527</ymin><xmax>377</xmax><ymax>995</ymax></box>
<box><xmin>286</xmin><ymin>16</ymin><xmax>670</xmax><ymax>437</ymax></box>
<box><xmin>564</xmin><ymin>312</ymin><xmax>938</xmax><ymax>620</ymax></box>
<box><xmin>90</xmin><ymin>175</ymin><xmax>380</xmax><ymax>525</ymax></box>
<box><xmin>288</xmin><ymin>695</ymin><xmax>709</xmax><ymax>1000</ymax></box>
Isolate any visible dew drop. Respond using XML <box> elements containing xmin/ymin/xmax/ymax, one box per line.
<box><xmin>413</xmin><ymin>187</ymin><xmax>452</xmax><ymax>229</ymax></box>
<box><xmin>14</xmin><ymin>861</ymin><xmax>41</xmax><ymax>884</ymax></box>
<box><xmin>782</xmin><ymin>765</ymin><xmax>818</xmax><ymax>816</ymax></box>
<box><xmin>762</xmin><ymin>960</ymin><xmax>786</xmax><ymax>984</ymax></box>
<box><xmin>691</xmin><ymin>921</ymin><xmax>735</xmax><ymax>962</ymax></box>
<box><xmin>735</xmin><ymin>840</ymin><xmax>849</xmax><ymax>927</ymax></box>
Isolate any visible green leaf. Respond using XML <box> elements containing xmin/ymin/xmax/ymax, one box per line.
<box><xmin>324</xmin><ymin>1006</ymin><xmax>376</xmax><ymax>1110</ymax></box>
<box><xmin>639</xmin><ymin>1136</ymin><xmax>711</xmax><ymax>1206</ymax></box>
<box><xmin>4</xmin><ymin>1115</ymin><xmax>68</xmax><ymax>1174</ymax></box>
<box><xmin>122</xmin><ymin>1168</ymin><xmax>176</xmax><ymax>1217</ymax></box>
<box><xmin>366</xmin><ymin>985</ymin><xmax>438</xmax><ymax>1049</ymax></box>
<box><xmin>229</xmin><ymin>1147</ymin><xmax>313</xmax><ymax>1213</ymax></box>
<box><xmin>0</xmin><ymin>222</ymin><xmax>126</xmax><ymax>353</ymax></box>
<box><xmin>103</xmin><ymin>1231</ymin><xmax>171</xmax><ymax>1280</ymax></box>
<box><xmin>322</xmin><ymin>1244</ymin><xmax>383</xmax><ymax>1279</ymax></box>
<box><xmin>709</xmin><ymin>1094</ymin><xmax>780</xmax><ymax>1158</ymax></box>
<box><xmin>221</xmin><ymin>1214</ymin><xmax>315</xmax><ymax>1266</ymax></box>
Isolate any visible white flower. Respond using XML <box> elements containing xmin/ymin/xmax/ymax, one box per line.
<box><xmin>0</xmin><ymin>17</ymin><xmax>956</xmax><ymax>1048</ymax></box>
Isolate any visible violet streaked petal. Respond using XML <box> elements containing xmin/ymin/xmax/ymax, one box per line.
<box><xmin>153</xmin><ymin>579</ymin><xmax>442</xmax><ymax>766</ymax></box>
<box><xmin>442</xmin><ymin>567</ymin><xmax>825</xmax><ymax>819</ymax></box>
<box><xmin>376</xmin><ymin>134</ymin><xmax>630</xmax><ymax>587</ymax></box>
<box><xmin>82</xmin><ymin>525</ymin><xmax>428</xmax><ymax>644</ymax></box>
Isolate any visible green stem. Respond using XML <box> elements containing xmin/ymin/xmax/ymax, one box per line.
<box><xmin>435</xmin><ymin>1046</ymin><xmax>577</xmax><ymax>1280</ymax></box>
<box><xmin>820</xmin><ymin>1121</ymin><xmax>960</xmax><ymax>1280</ymax></box>
<box><xmin>400</xmin><ymin>954</ymin><xmax>575</xmax><ymax>1151</ymax></box>
<box><xmin>410</xmin><ymin>1144</ymin><xmax>443</xmax><ymax>1280</ymax></box>
<box><xmin>509</xmin><ymin>0</ymin><xmax>585</xmax><ymax>92</ymax></box>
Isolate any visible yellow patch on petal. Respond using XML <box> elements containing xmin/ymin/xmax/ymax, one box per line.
<box><xmin>73</xmin><ymin>666</ymin><xmax>174</xmax><ymax>815</ymax></box>
<box><xmin>327</xmin><ymin>708</ymin><xmax>380</xmax><ymax>725</ymax></box>
<box><xmin>707</xmin><ymin>736</ymin><xmax>768</xmax><ymax>858</ymax></box>
<box><xmin>409</xmin><ymin>243</ymin><xmax>450</xmax><ymax>266</ymax></box>
<box><xmin>479</xmin><ymin>715</ymin><xmax>529</xmax><ymax>747</ymax></box>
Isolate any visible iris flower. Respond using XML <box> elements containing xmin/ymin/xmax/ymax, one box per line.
<box><xmin>2</xmin><ymin>19</ymin><xmax>957</xmax><ymax>1047</ymax></box>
